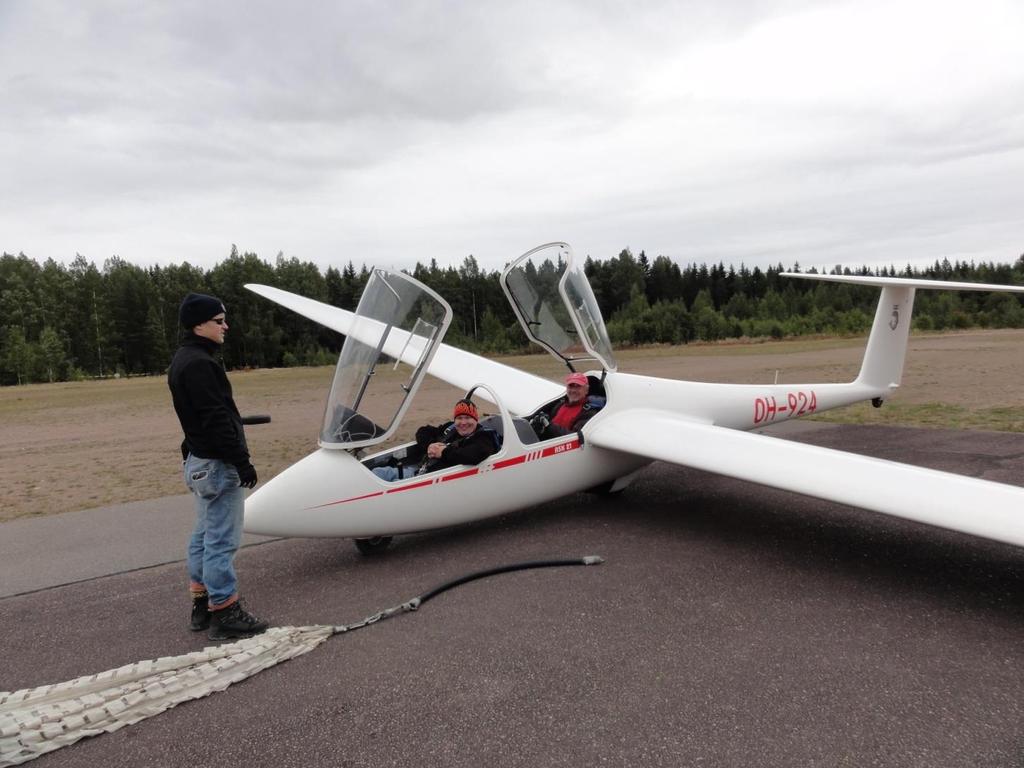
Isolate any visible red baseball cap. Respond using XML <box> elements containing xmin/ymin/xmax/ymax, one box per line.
<box><xmin>565</xmin><ymin>372</ymin><xmax>588</xmax><ymax>387</ymax></box>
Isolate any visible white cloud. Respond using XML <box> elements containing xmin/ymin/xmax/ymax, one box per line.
<box><xmin>1</xmin><ymin>0</ymin><xmax>1022</xmax><ymax>274</ymax></box>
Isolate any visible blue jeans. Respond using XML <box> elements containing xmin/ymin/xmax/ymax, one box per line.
<box><xmin>184</xmin><ymin>455</ymin><xmax>244</xmax><ymax>607</ymax></box>
<box><xmin>372</xmin><ymin>465</ymin><xmax>419</xmax><ymax>482</ymax></box>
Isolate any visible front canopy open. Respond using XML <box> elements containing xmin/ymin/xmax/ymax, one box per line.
<box><xmin>320</xmin><ymin>269</ymin><xmax>452</xmax><ymax>450</ymax></box>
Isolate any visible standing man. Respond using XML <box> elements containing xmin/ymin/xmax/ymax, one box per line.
<box><xmin>168</xmin><ymin>292</ymin><xmax>269</xmax><ymax>641</ymax></box>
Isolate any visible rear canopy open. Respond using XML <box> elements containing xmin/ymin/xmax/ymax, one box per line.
<box><xmin>500</xmin><ymin>242</ymin><xmax>616</xmax><ymax>373</ymax></box>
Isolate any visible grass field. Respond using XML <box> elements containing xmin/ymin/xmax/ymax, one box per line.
<box><xmin>1</xmin><ymin>328</ymin><xmax>1022</xmax><ymax>522</ymax></box>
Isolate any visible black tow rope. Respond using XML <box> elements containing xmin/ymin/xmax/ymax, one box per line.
<box><xmin>332</xmin><ymin>555</ymin><xmax>604</xmax><ymax>634</ymax></box>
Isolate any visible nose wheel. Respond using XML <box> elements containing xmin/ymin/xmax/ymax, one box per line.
<box><xmin>354</xmin><ymin>536</ymin><xmax>393</xmax><ymax>556</ymax></box>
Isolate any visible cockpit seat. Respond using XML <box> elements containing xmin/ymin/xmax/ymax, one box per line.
<box><xmin>513</xmin><ymin>417</ymin><xmax>539</xmax><ymax>445</ymax></box>
<box><xmin>478</xmin><ymin>415</ymin><xmax>539</xmax><ymax>446</ymax></box>
<box><xmin>477</xmin><ymin>414</ymin><xmax>503</xmax><ymax>443</ymax></box>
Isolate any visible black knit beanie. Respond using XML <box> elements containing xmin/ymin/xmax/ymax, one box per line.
<box><xmin>179</xmin><ymin>293</ymin><xmax>226</xmax><ymax>329</ymax></box>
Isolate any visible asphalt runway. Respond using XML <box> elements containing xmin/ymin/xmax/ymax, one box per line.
<box><xmin>2</xmin><ymin>424</ymin><xmax>1023</xmax><ymax>768</ymax></box>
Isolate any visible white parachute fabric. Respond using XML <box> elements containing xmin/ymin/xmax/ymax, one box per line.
<box><xmin>0</xmin><ymin>625</ymin><xmax>332</xmax><ymax>767</ymax></box>
<box><xmin>0</xmin><ymin>558</ymin><xmax>595</xmax><ymax>766</ymax></box>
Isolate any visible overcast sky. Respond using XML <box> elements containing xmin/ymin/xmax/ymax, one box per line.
<box><xmin>2</xmin><ymin>0</ymin><xmax>1022</xmax><ymax>276</ymax></box>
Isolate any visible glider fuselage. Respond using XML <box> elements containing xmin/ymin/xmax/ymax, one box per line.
<box><xmin>243</xmin><ymin>371</ymin><xmax>883</xmax><ymax>538</ymax></box>
<box><xmin>244</xmin><ymin>431</ymin><xmax>644</xmax><ymax>538</ymax></box>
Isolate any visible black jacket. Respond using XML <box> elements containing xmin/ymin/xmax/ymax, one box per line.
<box><xmin>168</xmin><ymin>334</ymin><xmax>249</xmax><ymax>467</ymax></box>
<box><xmin>412</xmin><ymin>421</ymin><xmax>499</xmax><ymax>473</ymax></box>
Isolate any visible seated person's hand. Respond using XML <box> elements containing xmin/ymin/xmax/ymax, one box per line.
<box><xmin>426</xmin><ymin>441</ymin><xmax>446</xmax><ymax>459</ymax></box>
<box><xmin>416</xmin><ymin>424</ymin><xmax>440</xmax><ymax>448</ymax></box>
<box><xmin>529</xmin><ymin>412</ymin><xmax>549</xmax><ymax>435</ymax></box>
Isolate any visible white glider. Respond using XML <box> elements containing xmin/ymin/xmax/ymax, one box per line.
<box><xmin>243</xmin><ymin>243</ymin><xmax>1024</xmax><ymax>551</ymax></box>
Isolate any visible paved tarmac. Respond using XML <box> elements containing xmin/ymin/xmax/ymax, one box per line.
<box><xmin>1</xmin><ymin>423</ymin><xmax>1022</xmax><ymax>768</ymax></box>
<box><xmin>0</xmin><ymin>496</ymin><xmax>274</xmax><ymax>599</ymax></box>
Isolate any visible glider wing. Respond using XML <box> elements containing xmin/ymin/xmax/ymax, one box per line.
<box><xmin>246</xmin><ymin>283</ymin><xmax>563</xmax><ymax>414</ymax></box>
<box><xmin>587</xmin><ymin>410</ymin><xmax>1024</xmax><ymax>547</ymax></box>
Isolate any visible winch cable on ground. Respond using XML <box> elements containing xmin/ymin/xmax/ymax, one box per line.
<box><xmin>0</xmin><ymin>555</ymin><xmax>603</xmax><ymax>767</ymax></box>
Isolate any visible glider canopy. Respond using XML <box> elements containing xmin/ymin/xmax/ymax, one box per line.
<box><xmin>501</xmin><ymin>242</ymin><xmax>617</xmax><ymax>373</ymax></box>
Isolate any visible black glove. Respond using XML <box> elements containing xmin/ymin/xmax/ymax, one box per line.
<box><xmin>415</xmin><ymin>424</ymin><xmax>440</xmax><ymax>449</ymax></box>
<box><xmin>530</xmin><ymin>412</ymin><xmax>550</xmax><ymax>436</ymax></box>
<box><xmin>236</xmin><ymin>462</ymin><xmax>258</xmax><ymax>489</ymax></box>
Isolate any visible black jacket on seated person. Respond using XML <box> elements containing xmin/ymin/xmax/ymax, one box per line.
<box><xmin>411</xmin><ymin>421</ymin><xmax>500</xmax><ymax>473</ymax></box>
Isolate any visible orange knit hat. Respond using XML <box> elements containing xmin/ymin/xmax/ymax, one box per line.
<box><xmin>453</xmin><ymin>400</ymin><xmax>478</xmax><ymax>421</ymax></box>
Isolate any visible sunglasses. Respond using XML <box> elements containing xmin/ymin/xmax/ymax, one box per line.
<box><xmin>210</xmin><ymin>318</ymin><xmax>226</xmax><ymax>325</ymax></box>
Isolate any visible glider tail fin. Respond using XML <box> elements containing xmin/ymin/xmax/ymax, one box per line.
<box><xmin>856</xmin><ymin>284</ymin><xmax>916</xmax><ymax>393</ymax></box>
<box><xmin>781</xmin><ymin>272</ymin><xmax>1024</xmax><ymax>398</ymax></box>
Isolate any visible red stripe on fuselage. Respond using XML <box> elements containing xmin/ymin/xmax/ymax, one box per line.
<box><xmin>309</xmin><ymin>438</ymin><xmax>581</xmax><ymax>509</ymax></box>
<box><xmin>541</xmin><ymin>438</ymin><xmax>580</xmax><ymax>458</ymax></box>
<box><xmin>493</xmin><ymin>455</ymin><xmax>527</xmax><ymax>469</ymax></box>
<box><xmin>310</xmin><ymin>490</ymin><xmax>384</xmax><ymax>509</ymax></box>
<box><xmin>386</xmin><ymin>479</ymin><xmax>434</xmax><ymax>493</ymax></box>
<box><xmin>442</xmin><ymin>468</ymin><xmax>479</xmax><ymax>482</ymax></box>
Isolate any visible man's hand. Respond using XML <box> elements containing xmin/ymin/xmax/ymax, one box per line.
<box><xmin>426</xmin><ymin>442</ymin><xmax>446</xmax><ymax>460</ymax></box>
<box><xmin>530</xmin><ymin>412</ymin><xmax>550</xmax><ymax>436</ymax></box>
<box><xmin>415</xmin><ymin>425</ymin><xmax>440</xmax><ymax>448</ymax></box>
<box><xmin>236</xmin><ymin>462</ymin><xmax>258</xmax><ymax>488</ymax></box>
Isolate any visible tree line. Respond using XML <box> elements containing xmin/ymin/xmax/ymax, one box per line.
<box><xmin>1</xmin><ymin>245</ymin><xmax>1022</xmax><ymax>386</ymax></box>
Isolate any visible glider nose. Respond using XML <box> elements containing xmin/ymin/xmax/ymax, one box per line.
<box><xmin>243</xmin><ymin>448</ymin><xmax>366</xmax><ymax>536</ymax></box>
<box><xmin>244</xmin><ymin>481</ymin><xmax>287</xmax><ymax>536</ymax></box>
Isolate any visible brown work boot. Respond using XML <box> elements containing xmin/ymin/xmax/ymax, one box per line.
<box><xmin>208</xmin><ymin>601</ymin><xmax>269</xmax><ymax>641</ymax></box>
